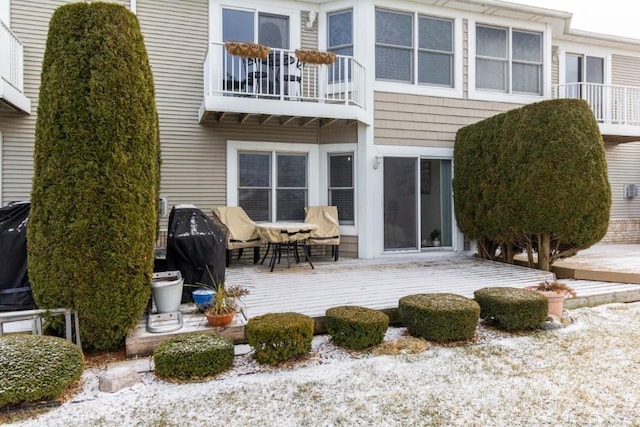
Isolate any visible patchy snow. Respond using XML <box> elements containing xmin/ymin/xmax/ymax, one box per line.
<box><xmin>8</xmin><ymin>302</ymin><xmax>640</xmax><ymax>426</ymax></box>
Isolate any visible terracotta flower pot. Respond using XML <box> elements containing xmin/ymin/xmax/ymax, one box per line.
<box><xmin>205</xmin><ymin>311</ymin><xmax>236</xmax><ymax>327</ymax></box>
<box><xmin>525</xmin><ymin>286</ymin><xmax>569</xmax><ymax>318</ymax></box>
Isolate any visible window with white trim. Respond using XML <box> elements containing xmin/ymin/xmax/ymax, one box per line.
<box><xmin>328</xmin><ymin>9</ymin><xmax>353</xmax><ymax>83</ymax></box>
<box><xmin>476</xmin><ymin>24</ymin><xmax>542</xmax><ymax>95</ymax></box>
<box><xmin>375</xmin><ymin>8</ymin><xmax>454</xmax><ymax>87</ymax></box>
<box><xmin>328</xmin><ymin>153</ymin><xmax>354</xmax><ymax>225</ymax></box>
<box><xmin>238</xmin><ymin>151</ymin><xmax>308</xmax><ymax>222</ymax></box>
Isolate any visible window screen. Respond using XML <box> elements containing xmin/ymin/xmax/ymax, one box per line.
<box><xmin>329</xmin><ymin>153</ymin><xmax>354</xmax><ymax>224</ymax></box>
<box><xmin>375</xmin><ymin>9</ymin><xmax>413</xmax><ymax>82</ymax></box>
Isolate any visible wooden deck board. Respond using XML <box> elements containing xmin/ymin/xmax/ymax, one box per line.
<box><xmin>126</xmin><ymin>254</ymin><xmax>640</xmax><ymax>357</ymax></box>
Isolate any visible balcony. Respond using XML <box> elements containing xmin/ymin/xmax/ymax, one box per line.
<box><xmin>0</xmin><ymin>19</ymin><xmax>30</xmax><ymax>114</ymax></box>
<box><xmin>552</xmin><ymin>83</ymin><xmax>640</xmax><ymax>143</ymax></box>
<box><xmin>199</xmin><ymin>42</ymin><xmax>369</xmax><ymax>127</ymax></box>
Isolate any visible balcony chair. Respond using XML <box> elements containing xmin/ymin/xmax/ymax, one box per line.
<box><xmin>304</xmin><ymin>205</ymin><xmax>340</xmax><ymax>261</ymax></box>
<box><xmin>211</xmin><ymin>206</ymin><xmax>261</xmax><ymax>267</ymax></box>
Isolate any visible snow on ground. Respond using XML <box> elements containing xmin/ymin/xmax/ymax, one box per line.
<box><xmin>8</xmin><ymin>302</ymin><xmax>640</xmax><ymax>426</ymax></box>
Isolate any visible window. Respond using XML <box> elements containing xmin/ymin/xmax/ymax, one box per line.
<box><xmin>376</xmin><ymin>9</ymin><xmax>413</xmax><ymax>82</ymax></box>
<box><xmin>238</xmin><ymin>152</ymin><xmax>307</xmax><ymax>222</ymax></box>
<box><xmin>476</xmin><ymin>24</ymin><xmax>542</xmax><ymax>95</ymax></box>
<box><xmin>328</xmin><ymin>153</ymin><xmax>354</xmax><ymax>225</ymax></box>
<box><xmin>418</xmin><ymin>16</ymin><xmax>453</xmax><ymax>86</ymax></box>
<box><xmin>328</xmin><ymin>9</ymin><xmax>353</xmax><ymax>83</ymax></box>
<box><xmin>375</xmin><ymin>8</ymin><xmax>454</xmax><ymax>87</ymax></box>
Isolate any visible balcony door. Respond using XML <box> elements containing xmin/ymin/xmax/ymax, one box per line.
<box><xmin>566</xmin><ymin>54</ymin><xmax>605</xmax><ymax>119</ymax></box>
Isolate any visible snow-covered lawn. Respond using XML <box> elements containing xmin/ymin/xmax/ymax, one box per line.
<box><xmin>9</xmin><ymin>302</ymin><xmax>640</xmax><ymax>426</ymax></box>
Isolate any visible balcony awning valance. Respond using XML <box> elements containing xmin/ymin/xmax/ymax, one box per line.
<box><xmin>225</xmin><ymin>42</ymin><xmax>270</xmax><ymax>59</ymax></box>
<box><xmin>295</xmin><ymin>49</ymin><xmax>336</xmax><ymax>65</ymax></box>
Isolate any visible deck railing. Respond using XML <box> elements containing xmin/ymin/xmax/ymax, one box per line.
<box><xmin>553</xmin><ymin>83</ymin><xmax>640</xmax><ymax>126</ymax></box>
<box><xmin>0</xmin><ymin>19</ymin><xmax>24</xmax><ymax>93</ymax></box>
<box><xmin>204</xmin><ymin>42</ymin><xmax>365</xmax><ymax>109</ymax></box>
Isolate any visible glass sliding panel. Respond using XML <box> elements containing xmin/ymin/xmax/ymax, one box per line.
<box><xmin>512</xmin><ymin>31</ymin><xmax>541</xmax><ymax>62</ymax></box>
<box><xmin>258</xmin><ymin>13</ymin><xmax>289</xmax><ymax>49</ymax></box>
<box><xmin>586</xmin><ymin>56</ymin><xmax>604</xmax><ymax>84</ymax></box>
<box><xmin>565</xmin><ymin>54</ymin><xmax>582</xmax><ymax>98</ymax></box>
<box><xmin>384</xmin><ymin>157</ymin><xmax>417</xmax><ymax>250</ymax></box>
<box><xmin>222</xmin><ymin>9</ymin><xmax>254</xmax><ymax>90</ymax></box>
<box><xmin>418</xmin><ymin>52</ymin><xmax>452</xmax><ymax>86</ymax></box>
<box><xmin>328</xmin><ymin>153</ymin><xmax>354</xmax><ymax>225</ymax></box>
<box><xmin>440</xmin><ymin>160</ymin><xmax>453</xmax><ymax>247</ymax></box>
<box><xmin>238</xmin><ymin>152</ymin><xmax>271</xmax><ymax>221</ymax></box>
<box><xmin>375</xmin><ymin>9</ymin><xmax>413</xmax><ymax>82</ymax></box>
<box><xmin>276</xmin><ymin>154</ymin><xmax>307</xmax><ymax>221</ymax></box>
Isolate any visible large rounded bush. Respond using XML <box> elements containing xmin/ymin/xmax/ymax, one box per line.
<box><xmin>0</xmin><ymin>335</ymin><xmax>84</xmax><ymax>408</ymax></box>
<box><xmin>326</xmin><ymin>306</ymin><xmax>389</xmax><ymax>350</ymax></box>
<box><xmin>28</xmin><ymin>2</ymin><xmax>160</xmax><ymax>350</ymax></box>
<box><xmin>399</xmin><ymin>293</ymin><xmax>480</xmax><ymax>341</ymax></box>
<box><xmin>246</xmin><ymin>312</ymin><xmax>314</xmax><ymax>365</ymax></box>
<box><xmin>474</xmin><ymin>287</ymin><xmax>548</xmax><ymax>331</ymax></box>
<box><xmin>154</xmin><ymin>334</ymin><xmax>234</xmax><ymax>381</ymax></box>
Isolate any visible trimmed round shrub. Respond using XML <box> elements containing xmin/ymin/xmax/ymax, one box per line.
<box><xmin>326</xmin><ymin>306</ymin><xmax>389</xmax><ymax>350</ymax></box>
<box><xmin>28</xmin><ymin>2</ymin><xmax>160</xmax><ymax>351</ymax></box>
<box><xmin>153</xmin><ymin>334</ymin><xmax>234</xmax><ymax>381</ymax></box>
<box><xmin>399</xmin><ymin>293</ymin><xmax>480</xmax><ymax>342</ymax></box>
<box><xmin>0</xmin><ymin>335</ymin><xmax>84</xmax><ymax>408</ymax></box>
<box><xmin>246</xmin><ymin>312</ymin><xmax>314</xmax><ymax>365</ymax></box>
<box><xmin>474</xmin><ymin>287</ymin><xmax>548</xmax><ymax>331</ymax></box>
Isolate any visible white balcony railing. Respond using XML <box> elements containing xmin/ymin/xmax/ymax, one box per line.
<box><xmin>204</xmin><ymin>42</ymin><xmax>365</xmax><ymax>109</ymax></box>
<box><xmin>0</xmin><ymin>19</ymin><xmax>24</xmax><ymax>93</ymax></box>
<box><xmin>553</xmin><ymin>83</ymin><xmax>640</xmax><ymax>126</ymax></box>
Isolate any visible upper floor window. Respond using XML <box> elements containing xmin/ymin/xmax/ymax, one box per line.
<box><xmin>222</xmin><ymin>8</ymin><xmax>289</xmax><ymax>49</ymax></box>
<box><xmin>328</xmin><ymin>9</ymin><xmax>353</xmax><ymax>57</ymax></box>
<box><xmin>375</xmin><ymin>8</ymin><xmax>454</xmax><ymax>87</ymax></box>
<box><xmin>476</xmin><ymin>24</ymin><xmax>542</xmax><ymax>95</ymax></box>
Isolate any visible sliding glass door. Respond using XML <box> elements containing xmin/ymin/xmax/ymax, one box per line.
<box><xmin>383</xmin><ymin>157</ymin><xmax>453</xmax><ymax>251</ymax></box>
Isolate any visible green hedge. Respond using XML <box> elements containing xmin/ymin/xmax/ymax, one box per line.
<box><xmin>399</xmin><ymin>293</ymin><xmax>480</xmax><ymax>342</ymax></box>
<box><xmin>154</xmin><ymin>334</ymin><xmax>234</xmax><ymax>381</ymax></box>
<box><xmin>454</xmin><ymin>99</ymin><xmax>610</xmax><ymax>270</ymax></box>
<box><xmin>28</xmin><ymin>2</ymin><xmax>160</xmax><ymax>350</ymax></box>
<box><xmin>325</xmin><ymin>306</ymin><xmax>389</xmax><ymax>350</ymax></box>
<box><xmin>0</xmin><ymin>335</ymin><xmax>84</xmax><ymax>408</ymax></box>
<box><xmin>246</xmin><ymin>312</ymin><xmax>314</xmax><ymax>365</ymax></box>
<box><xmin>474</xmin><ymin>287</ymin><xmax>548</xmax><ymax>331</ymax></box>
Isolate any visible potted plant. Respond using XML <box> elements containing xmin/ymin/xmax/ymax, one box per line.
<box><xmin>189</xmin><ymin>267</ymin><xmax>250</xmax><ymax>327</ymax></box>
<box><xmin>526</xmin><ymin>279</ymin><xmax>576</xmax><ymax>318</ymax></box>
<box><xmin>430</xmin><ymin>228</ymin><xmax>441</xmax><ymax>247</ymax></box>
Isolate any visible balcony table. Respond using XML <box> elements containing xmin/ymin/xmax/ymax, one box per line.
<box><xmin>256</xmin><ymin>222</ymin><xmax>318</xmax><ymax>271</ymax></box>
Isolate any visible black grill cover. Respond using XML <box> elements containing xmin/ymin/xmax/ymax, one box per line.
<box><xmin>165</xmin><ymin>205</ymin><xmax>226</xmax><ymax>303</ymax></box>
<box><xmin>0</xmin><ymin>202</ymin><xmax>35</xmax><ymax>311</ymax></box>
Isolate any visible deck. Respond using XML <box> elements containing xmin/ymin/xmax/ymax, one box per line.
<box><xmin>126</xmin><ymin>251</ymin><xmax>640</xmax><ymax>357</ymax></box>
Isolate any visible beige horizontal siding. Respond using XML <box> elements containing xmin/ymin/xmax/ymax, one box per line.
<box><xmin>612</xmin><ymin>55</ymin><xmax>640</xmax><ymax>88</ymax></box>
<box><xmin>0</xmin><ymin>0</ymin><xmax>128</xmax><ymax>204</ymax></box>
<box><xmin>605</xmin><ymin>142</ymin><xmax>640</xmax><ymax>219</ymax></box>
<box><xmin>374</xmin><ymin>92</ymin><xmax>519</xmax><ymax>147</ymax></box>
<box><xmin>552</xmin><ymin>47</ymin><xmax>559</xmax><ymax>86</ymax></box>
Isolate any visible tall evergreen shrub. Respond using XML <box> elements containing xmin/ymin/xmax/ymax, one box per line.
<box><xmin>28</xmin><ymin>2</ymin><xmax>160</xmax><ymax>350</ymax></box>
<box><xmin>454</xmin><ymin>99</ymin><xmax>610</xmax><ymax>271</ymax></box>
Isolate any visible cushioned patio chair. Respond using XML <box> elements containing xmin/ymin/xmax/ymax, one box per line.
<box><xmin>211</xmin><ymin>207</ymin><xmax>261</xmax><ymax>267</ymax></box>
<box><xmin>304</xmin><ymin>205</ymin><xmax>340</xmax><ymax>261</ymax></box>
